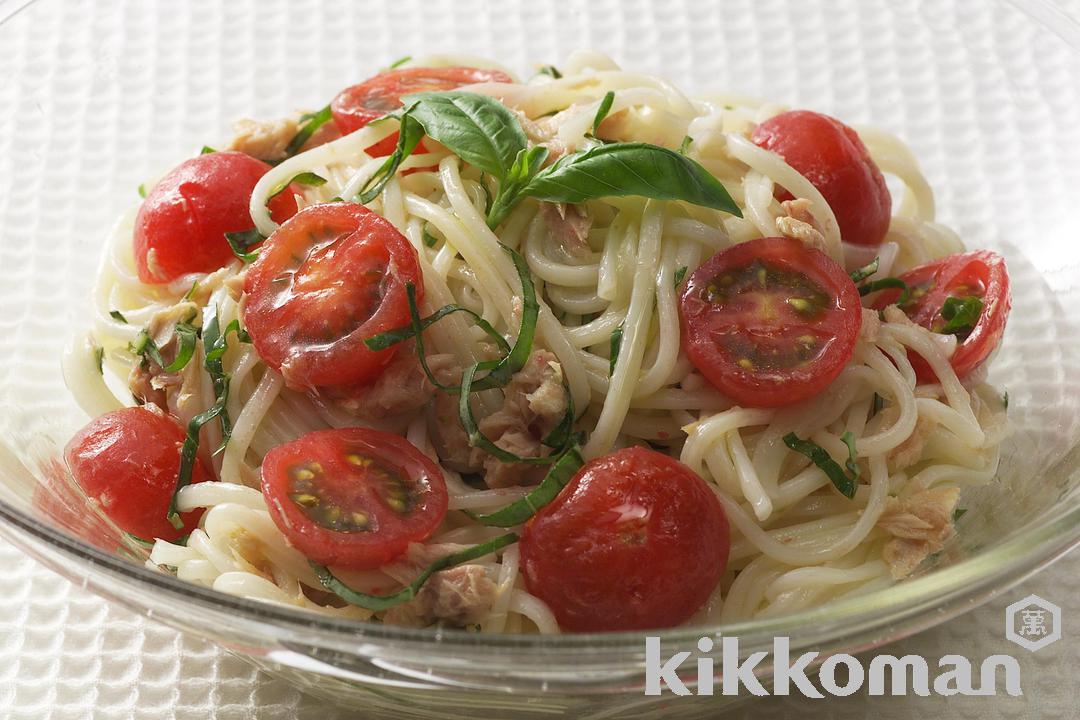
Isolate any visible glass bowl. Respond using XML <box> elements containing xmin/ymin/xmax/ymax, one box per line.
<box><xmin>1</xmin><ymin>0</ymin><xmax>1079</xmax><ymax>717</ymax></box>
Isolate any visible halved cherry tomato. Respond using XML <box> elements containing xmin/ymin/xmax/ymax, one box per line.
<box><xmin>752</xmin><ymin>110</ymin><xmax>891</xmax><ymax>247</ymax></box>
<box><xmin>242</xmin><ymin>202</ymin><xmax>423</xmax><ymax>391</ymax></box>
<box><xmin>331</xmin><ymin>67</ymin><xmax>513</xmax><ymax>156</ymax></box>
<box><xmin>679</xmin><ymin>236</ymin><xmax>862</xmax><ymax>408</ymax></box>
<box><xmin>870</xmin><ymin>250</ymin><xmax>1010</xmax><ymax>382</ymax></box>
<box><xmin>520</xmin><ymin>447</ymin><xmax>729</xmax><ymax>631</ymax></box>
<box><xmin>63</xmin><ymin>407</ymin><xmax>209</xmax><ymax>542</ymax></box>
<box><xmin>134</xmin><ymin>151</ymin><xmax>300</xmax><ymax>283</ymax></box>
<box><xmin>261</xmin><ymin>428</ymin><xmax>448</xmax><ymax>569</ymax></box>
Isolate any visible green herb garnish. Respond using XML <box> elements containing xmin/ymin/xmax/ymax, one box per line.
<box><xmin>858</xmin><ymin>277</ymin><xmax>910</xmax><ymax>305</ymax></box>
<box><xmin>110</xmin><ymin>310</ymin><xmax>128</xmax><ymax>324</ymax></box>
<box><xmin>267</xmin><ymin>171</ymin><xmax>327</xmax><ymax>203</ymax></box>
<box><xmin>537</xmin><ymin>65</ymin><xmax>562</xmax><ymax>79</ymax></box>
<box><xmin>953</xmin><ymin>508</ymin><xmax>968</xmax><ymax>522</ymax></box>
<box><xmin>466</xmin><ymin>446</ymin><xmax>583</xmax><ymax>526</ymax></box>
<box><xmin>93</xmin><ymin>345</ymin><xmax>104</xmax><ymax>374</ymax></box>
<box><xmin>678</xmin><ymin>135</ymin><xmax>692</xmax><ymax>155</ymax></box>
<box><xmin>137</xmin><ymin>183</ymin><xmax>147</xmax><ymax>199</ymax></box>
<box><xmin>673</xmin><ymin>266</ymin><xmax>688</xmax><ymax>287</ymax></box>
<box><xmin>225</xmin><ymin>228</ymin><xmax>265</xmax><ymax>263</ymax></box>
<box><xmin>591</xmin><ymin>91</ymin><xmax>615</xmax><ymax>135</ymax></box>
<box><xmin>284</xmin><ymin>105</ymin><xmax>333</xmax><ymax>158</ymax></box>
<box><xmin>387</xmin><ymin>55</ymin><xmax>412</xmax><ymax>69</ymax></box>
<box><xmin>609</xmin><ymin>323</ymin><xmax>624</xmax><ymax>376</ymax></box>
<box><xmin>783</xmin><ymin>432</ymin><xmax>859</xmax><ymax>499</ymax></box>
<box><xmin>939</xmin><ymin>295</ymin><xmax>983</xmax><ymax>337</ymax></box>
<box><xmin>848</xmin><ymin>257</ymin><xmax>880</xmax><ymax>284</ymax></box>
<box><xmin>311</xmin><ymin>533</ymin><xmax>518</xmax><ymax>611</ymax></box>
<box><xmin>200</xmin><ymin>145</ymin><xmax>216</xmax><ymax>155</ymax></box>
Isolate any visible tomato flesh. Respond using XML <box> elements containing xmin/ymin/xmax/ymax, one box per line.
<box><xmin>679</xmin><ymin>236</ymin><xmax>862</xmax><ymax>408</ymax></box>
<box><xmin>261</xmin><ymin>428</ymin><xmax>448</xmax><ymax>569</ymax></box>
<box><xmin>242</xmin><ymin>202</ymin><xmax>423</xmax><ymax>391</ymax></box>
<box><xmin>63</xmin><ymin>407</ymin><xmax>209</xmax><ymax>542</ymax></box>
<box><xmin>870</xmin><ymin>250</ymin><xmax>1010</xmax><ymax>382</ymax></box>
<box><xmin>331</xmin><ymin>67</ymin><xmax>513</xmax><ymax>157</ymax></box>
<box><xmin>752</xmin><ymin>110</ymin><xmax>891</xmax><ymax>247</ymax></box>
<box><xmin>134</xmin><ymin>151</ymin><xmax>299</xmax><ymax>283</ymax></box>
<box><xmin>520</xmin><ymin>447</ymin><xmax>729</xmax><ymax>631</ymax></box>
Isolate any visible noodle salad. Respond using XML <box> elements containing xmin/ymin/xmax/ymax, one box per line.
<box><xmin>60</xmin><ymin>52</ymin><xmax>1011</xmax><ymax>634</ymax></box>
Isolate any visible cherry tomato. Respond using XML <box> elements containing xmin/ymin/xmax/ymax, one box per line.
<box><xmin>752</xmin><ymin>110</ymin><xmax>891</xmax><ymax>247</ymax></box>
<box><xmin>520</xmin><ymin>447</ymin><xmax>729</xmax><ymax>631</ymax></box>
<box><xmin>261</xmin><ymin>428</ymin><xmax>448</xmax><ymax>570</ymax></box>
<box><xmin>679</xmin><ymin>236</ymin><xmax>862</xmax><ymax>408</ymax></box>
<box><xmin>135</xmin><ymin>151</ymin><xmax>300</xmax><ymax>283</ymax></box>
<box><xmin>63</xmin><ymin>407</ymin><xmax>209</xmax><ymax>542</ymax></box>
<box><xmin>331</xmin><ymin>67</ymin><xmax>513</xmax><ymax>156</ymax></box>
<box><xmin>242</xmin><ymin>203</ymin><xmax>423</xmax><ymax>391</ymax></box>
<box><xmin>870</xmin><ymin>250</ymin><xmax>1010</xmax><ymax>382</ymax></box>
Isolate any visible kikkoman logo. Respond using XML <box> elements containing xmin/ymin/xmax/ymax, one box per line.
<box><xmin>644</xmin><ymin>636</ymin><xmax>1022</xmax><ymax>697</ymax></box>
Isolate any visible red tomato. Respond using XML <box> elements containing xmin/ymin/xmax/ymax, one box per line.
<box><xmin>331</xmin><ymin>67</ymin><xmax>513</xmax><ymax>156</ymax></box>
<box><xmin>870</xmin><ymin>250</ymin><xmax>1010</xmax><ymax>382</ymax></box>
<box><xmin>135</xmin><ymin>151</ymin><xmax>300</xmax><ymax>283</ymax></box>
<box><xmin>242</xmin><ymin>202</ymin><xmax>423</xmax><ymax>391</ymax></box>
<box><xmin>520</xmin><ymin>447</ymin><xmax>729</xmax><ymax>631</ymax></box>
<box><xmin>261</xmin><ymin>428</ymin><xmax>448</xmax><ymax>569</ymax></box>
<box><xmin>63</xmin><ymin>407</ymin><xmax>209</xmax><ymax>542</ymax></box>
<box><xmin>678</xmin><ymin>236</ymin><xmax>862</xmax><ymax>408</ymax></box>
<box><xmin>752</xmin><ymin>110</ymin><xmax>891</xmax><ymax>247</ymax></box>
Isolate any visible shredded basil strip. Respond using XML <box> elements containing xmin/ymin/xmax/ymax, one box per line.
<box><xmin>311</xmin><ymin>533</ymin><xmax>518</xmax><ymax>612</ymax></box>
<box><xmin>284</xmin><ymin>105</ymin><xmax>333</xmax><ymax>158</ymax></box>
<box><xmin>848</xmin><ymin>257</ymin><xmax>880</xmax><ymax>284</ymax></box>
<box><xmin>466</xmin><ymin>446</ymin><xmax>584</xmax><ymax>526</ymax></box>
<box><xmin>858</xmin><ymin>277</ymin><xmax>910</xmax><ymax>305</ymax></box>
<box><xmin>166</xmin><ymin>311</ymin><xmax>248</xmax><ymax>527</ymax></box>
<box><xmin>93</xmin><ymin>345</ymin><xmax>104</xmax><ymax>374</ymax></box>
<box><xmin>678</xmin><ymin>135</ymin><xmax>692</xmax><ymax>155</ymax></box>
<box><xmin>591</xmin><ymin>91</ymin><xmax>615</xmax><ymax>135</ymax></box>
<box><xmin>364</xmin><ymin>289</ymin><xmax>510</xmax><ymax>361</ymax></box>
<box><xmin>137</xmin><ymin>183</ymin><xmax>147</xmax><ymax>199</ymax></box>
<box><xmin>674</xmin><ymin>265</ymin><xmax>688</xmax><ymax>287</ymax></box>
<box><xmin>609</xmin><ymin>323</ymin><xmax>624</xmax><ymax>376</ymax></box>
<box><xmin>537</xmin><ymin>65</ymin><xmax>562</xmax><ymax>79</ymax></box>
<box><xmin>387</xmin><ymin>55</ymin><xmax>412</xmax><ymax>69</ymax></box>
<box><xmin>356</xmin><ymin>112</ymin><xmax>426</xmax><ymax>203</ymax></box>
<box><xmin>1002</xmin><ymin>391</ymin><xmax>1009</xmax><ymax>410</ymax></box>
<box><xmin>940</xmin><ymin>295</ymin><xmax>983</xmax><ymax>336</ymax></box>
<box><xmin>225</xmin><ymin>228</ymin><xmax>265</xmax><ymax>263</ymax></box>
<box><xmin>166</xmin><ymin>322</ymin><xmax>199</xmax><ymax>372</ymax></box>
<box><xmin>841</xmin><ymin>431</ymin><xmax>861</xmax><ymax>486</ymax></box>
<box><xmin>953</xmin><ymin>507</ymin><xmax>967</xmax><ymax>522</ymax></box>
<box><xmin>870</xmin><ymin>392</ymin><xmax>884</xmax><ymax>419</ymax></box>
<box><xmin>122</xmin><ymin>532</ymin><xmax>156</xmax><ymax>549</ymax></box>
<box><xmin>110</xmin><ymin>310</ymin><xmax>128</xmax><ymax>324</ymax></box>
<box><xmin>782</xmin><ymin>432</ymin><xmax>858</xmax><ymax>499</ymax></box>
<box><xmin>200</xmin><ymin>145</ymin><xmax>216</xmax><ymax>155</ymax></box>
<box><xmin>422</xmin><ymin>227</ymin><xmax>439</xmax><ymax>248</ymax></box>
<box><xmin>267</xmin><ymin>171</ymin><xmax>327</xmax><ymax>202</ymax></box>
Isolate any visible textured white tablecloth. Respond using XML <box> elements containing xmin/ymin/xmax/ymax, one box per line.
<box><xmin>2</xmin><ymin>0</ymin><xmax>1080</xmax><ymax>717</ymax></box>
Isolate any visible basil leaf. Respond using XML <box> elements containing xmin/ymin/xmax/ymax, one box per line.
<box><xmin>537</xmin><ymin>65</ymin><xmax>562</xmax><ymax>79</ymax></box>
<box><xmin>848</xmin><ymin>257</ymin><xmax>880</xmax><ymax>284</ymax></box>
<box><xmin>466</xmin><ymin>447</ymin><xmax>583</xmax><ymax>526</ymax></box>
<box><xmin>486</xmin><ymin>145</ymin><xmax>549</xmax><ymax>228</ymax></box>
<box><xmin>591</xmin><ymin>91</ymin><xmax>615</xmax><ymax>135</ymax></box>
<box><xmin>520</xmin><ymin>143</ymin><xmax>742</xmax><ymax>216</ymax></box>
<box><xmin>403</xmin><ymin>91</ymin><xmax>528</xmax><ymax>180</ymax></box>
<box><xmin>858</xmin><ymin>277</ymin><xmax>909</xmax><ymax>305</ymax></box>
<box><xmin>783</xmin><ymin>432</ymin><xmax>858</xmax><ymax>499</ymax></box>
<box><xmin>268</xmin><ymin>171</ymin><xmax>327</xmax><ymax>203</ymax></box>
<box><xmin>225</xmin><ymin>228</ymin><xmax>265</xmax><ymax>263</ymax></box>
<box><xmin>609</xmin><ymin>323</ymin><xmax>624</xmax><ymax>376</ymax></box>
<box><xmin>110</xmin><ymin>310</ymin><xmax>128</xmax><ymax>324</ymax></box>
<box><xmin>673</xmin><ymin>266</ymin><xmax>688</xmax><ymax>287</ymax></box>
<box><xmin>940</xmin><ymin>295</ymin><xmax>983</xmax><ymax>337</ymax></box>
<box><xmin>165</xmin><ymin>322</ymin><xmax>199</xmax><ymax>373</ymax></box>
<box><xmin>387</xmin><ymin>55</ymin><xmax>411</xmax><ymax>69</ymax></box>
<box><xmin>200</xmin><ymin>145</ymin><xmax>216</xmax><ymax>155</ymax></box>
<box><xmin>284</xmin><ymin>105</ymin><xmax>333</xmax><ymax>158</ymax></box>
<box><xmin>137</xmin><ymin>183</ymin><xmax>147</xmax><ymax>199</ymax></box>
<box><xmin>311</xmin><ymin>533</ymin><xmax>518</xmax><ymax>612</ymax></box>
<box><xmin>357</xmin><ymin>112</ymin><xmax>425</xmax><ymax>203</ymax></box>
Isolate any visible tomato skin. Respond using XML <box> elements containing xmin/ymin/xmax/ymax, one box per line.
<box><xmin>331</xmin><ymin>67</ymin><xmax>513</xmax><ymax>135</ymax></box>
<box><xmin>63</xmin><ymin>407</ymin><xmax>209</xmax><ymax>542</ymax></box>
<box><xmin>870</xmin><ymin>250</ymin><xmax>1010</xmax><ymax>382</ymax></box>
<box><xmin>134</xmin><ymin>151</ymin><xmax>299</xmax><ymax>283</ymax></box>
<box><xmin>752</xmin><ymin>110</ymin><xmax>891</xmax><ymax>247</ymax></box>
<box><xmin>242</xmin><ymin>202</ymin><xmax>423</xmax><ymax>391</ymax></box>
<box><xmin>679</xmin><ymin>236</ymin><xmax>862</xmax><ymax>408</ymax></box>
<box><xmin>520</xmin><ymin>447</ymin><xmax>729</xmax><ymax>632</ymax></box>
<box><xmin>261</xmin><ymin>428</ymin><xmax>448</xmax><ymax>570</ymax></box>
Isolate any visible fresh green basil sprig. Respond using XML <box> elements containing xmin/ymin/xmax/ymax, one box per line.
<box><xmin>354</xmin><ymin>91</ymin><xmax>742</xmax><ymax>228</ymax></box>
